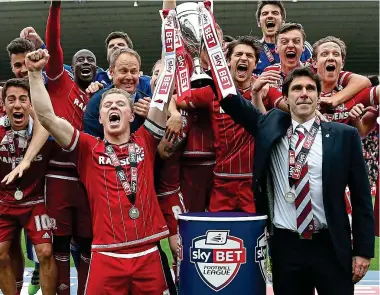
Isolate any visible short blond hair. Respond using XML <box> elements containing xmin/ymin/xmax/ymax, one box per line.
<box><xmin>99</xmin><ymin>88</ymin><xmax>133</xmax><ymax>112</ymax></box>
<box><xmin>312</xmin><ymin>36</ymin><xmax>347</xmax><ymax>63</ymax></box>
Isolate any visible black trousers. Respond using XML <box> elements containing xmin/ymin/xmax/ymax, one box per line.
<box><xmin>270</xmin><ymin>227</ymin><xmax>354</xmax><ymax>295</ymax></box>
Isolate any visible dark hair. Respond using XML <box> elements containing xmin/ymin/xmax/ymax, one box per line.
<box><xmin>256</xmin><ymin>1</ymin><xmax>286</xmax><ymax>23</ymax></box>
<box><xmin>226</xmin><ymin>35</ymin><xmax>262</xmax><ymax>65</ymax></box>
<box><xmin>282</xmin><ymin>67</ymin><xmax>321</xmax><ymax>97</ymax></box>
<box><xmin>223</xmin><ymin>35</ymin><xmax>235</xmax><ymax>43</ymax></box>
<box><xmin>369</xmin><ymin>76</ymin><xmax>379</xmax><ymax>87</ymax></box>
<box><xmin>312</xmin><ymin>36</ymin><xmax>347</xmax><ymax>63</ymax></box>
<box><xmin>275</xmin><ymin>23</ymin><xmax>306</xmax><ymax>44</ymax></box>
<box><xmin>2</xmin><ymin>78</ymin><xmax>30</xmax><ymax>102</ymax></box>
<box><xmin>6</xmin><ymin>38</ymin><xmax>35</xmax><ymax>57</ymax></box>
<box><xmin>105</xmin><ymin>31</ymin><xmax>133</xmax><ymax>50</ymax></box>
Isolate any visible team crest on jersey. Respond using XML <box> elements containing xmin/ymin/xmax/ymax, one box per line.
<box><xmin>190</xmin><ymin>230</ymin><xmax>247</xmax><ymax>291</ymax></box>
<box><xmin>255</xmin><ymin>230</ymin><xmax>268</xmax><ymax>282</ymax></box>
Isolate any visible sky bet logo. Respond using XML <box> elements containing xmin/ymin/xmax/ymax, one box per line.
<box><xmin>190</xmin><ymin>230</ymin><xmax>246</xmax><ymax>291</ymax></box>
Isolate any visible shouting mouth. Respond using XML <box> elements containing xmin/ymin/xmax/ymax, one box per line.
<box><xmin>236</xmin><ymin>64</ymin><xmax>248</xmax><ymax>78</ymax></box>
<box><xmin>13</xmin><ymin>112</ymin><xmax>24</xmax><ymax>123</ymax></box>
<box><xmin>109</xmin><ymin>112</ymin><xmax>121</xmax><ymax>127</ymax></box>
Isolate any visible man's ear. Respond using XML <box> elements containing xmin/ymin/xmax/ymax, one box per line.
<box><xmin>99</xmin><ymin>115</ymin><xmax>103</xmax><ymax>125</ymax></box>
<box><xmin>129</xmin><ymin>112</ymin><xmax>135</xmax><ymax>123</ymax></box>
<box><xmin>109</xmin><ymin>67</ymin><xmax>114</xmax><ymax>78</ymax></box>
<box><xmin>257</xmin><ymin>21</ymin><xmax>261</xmax><ymax>28</ymax></box>
<box><xmin>275</xmin><ymin>45</ymin><xmax>279</xmax><ymax>54</ymax></box>
<box><xmin>311</xmin><ymin>58</ymin><xmax>317</xmax><ymax>70</ymax></box>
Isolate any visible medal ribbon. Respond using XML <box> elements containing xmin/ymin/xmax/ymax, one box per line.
<box><xmin>151</xmin><ymin>9</ymin><xmax>177</xmax><ymax>111</ymax></box>
<box><xmin>263</xmin><ymin>43</ymin><xmax>275</xmax><ymax>64</ymax></box>
<box><xmin>104</xmin><ymin>142</ymin><xmax>137</xmax><ymax>207</ymax></box>
<box><xmin>287</xmin><ymin>116</ymin><xmax>320</xmax><ymax>188</ymax></box>
<box><xmin>173</xmin><ymin>13</ymin><xmax>191</xmax><ymax>102</ymax></box>
<box><xmin>199</xmin><ymin>2</ymin><xmax>236</xmax><ymax>98</ymax></box>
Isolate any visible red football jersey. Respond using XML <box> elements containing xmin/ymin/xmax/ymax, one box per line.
<box><xmin>321</xmin><ymin>86</ymin><xmax>378</xmax><ymax>125</ymax></box>
<box><xmin>45</xmin><ymin>4</ymin><xmax>89</xmax><ymax>174</ymax></box>
<box><xmin>157</xmin><ymin>111</ymin><xmax>190</xmax><ymax>196</ymax></box>
<box><xmin>65</xmin><ymin>123</ymin><xmax>169</xmax><ymax>252</ymax></box>
<box><xmin>263</xmin><ymin>63</ymin><xmax>352</xmax><ymax>93</ymax></box>
<box><xmin>46</xmin><ymin>4</ymin><xmax>88</xmax><ymax>131</ymax></box>
<box><xmin>181</xmin><ymin>109</ymin><xmax>215</xmax><ymax>162</ymax></box>
<box><xmin>184</xmin><ymin>86</ymin><xmax>254</xmax><ymax>178</ymax></box>
<box><xmin>0</xmin><ymin>117</ymin><xmax>51</xmax><ymax>207</ymax></box>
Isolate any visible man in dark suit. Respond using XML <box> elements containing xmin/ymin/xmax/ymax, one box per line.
<box><xmin>84</xmin><ymin>47</ymin><xmax>151</xmax><ymax>138</ymax></box>
<box><xmin>217</xmin><ymin>67</ymin><xmax>374</xmax><ymax>295</ymax></box>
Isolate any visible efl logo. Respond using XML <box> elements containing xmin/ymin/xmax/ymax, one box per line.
<box><xmin>190</xmin><ymin>230</ymin><xmax>246</xmax><ymax>291</ymax></box>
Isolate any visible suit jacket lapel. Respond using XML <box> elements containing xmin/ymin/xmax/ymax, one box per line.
<box><xmin>321</xmin><ymin>122</ymin><xmax>335</xmax><ymax>198</ymax></box>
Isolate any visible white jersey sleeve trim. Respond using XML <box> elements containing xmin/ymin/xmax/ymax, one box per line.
<box><xmin>46</xmin><ymin>66</ymin><xmax>65</xmax><ymax>81</ymax></box>
<box><xmin>144</xmin><ymin>119</ymin><xmax>165</xmax><ymax>139</ymax></box>
<box><xmin>63</xmin><ymin>130</ymin><xmax>80</xmax><ymax>152</ymax></box>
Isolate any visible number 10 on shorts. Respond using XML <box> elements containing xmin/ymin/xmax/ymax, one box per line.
<box><xmin>34</xmin><ymin>214</ymin><xmax>51</xmax><ymax>231</ymax></box>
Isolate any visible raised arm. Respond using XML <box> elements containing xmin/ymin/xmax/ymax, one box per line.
<box><xmin>321</xmin><ymin>73</ymin><xmax>371</xmax><ymax>107</ymax></box>
<box><xmin>45</xmin><ymin>0</ymin><xmax>64</xmax><ymax>80</ymax></box>
<box><xmin>1</xmin><ymin>109</ymin><xmax>49</xmax><ymax>184</ymax></box>
<box><xmin>26</xmin><ymin>49</ymin><xmax>74</xmax><ymax>148</ymax></box>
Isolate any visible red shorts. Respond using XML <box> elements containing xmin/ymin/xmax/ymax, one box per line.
<box><xmin>209</xmin><ymin>177</ymin><xmax>256</xmax><ymax>213</ymax></box>
<box><xmin>85</xmin><ymin>246</ymin><xmax>170</xmax><ymax>295</ymax></box>
<box><xmin>0</xmin><ymin>203</ymin><xmax>52</xmax><ymax>245</ymax></box>
<box><xmin>180</xmin><ymin>164</ymin><xmax>213</xmax><ymax>212</ymax></box>
<box><xmin>158</xmin><ymin>190</ymin><xmax>186</xmax><ymax>236</ymax></box>
<box><xmin>45</xmin><ymin>175</ymin><xmax>92</xmax><ymax>238</ymax></box>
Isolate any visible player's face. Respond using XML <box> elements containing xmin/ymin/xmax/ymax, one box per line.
<box><xmin>276</xmin><ymin>30</ymin><xmax>304</xmax><ymax>70</ymax></box>
<box><xmin>228</xmin><ymin>44</ymin><xmax>257</xmax><ymax>85</ymax></box>
<box><xmin>312</xmin><ymin>42</ymin><xmax>343</xmax><ymax>85</ymax></box>
<box><xmin>10</xmin><ymin>52</ymin><xmax>29</xmax><ymax>78</ymax></box>
<box><xmin>110</xmin><ymin>53</ymin><xmax>140</xmax><ymax>94</ymax></box>
<box><xmin>4</xmin><ymin>86</ymin><xmax>31</xmax><ymax>131</ymax></box>
<box><xmin>258</xmin><ymin>4</ymin><xmax>283</xmax><ymax>39</ymax></box>
<box><xmin>151</xmin><ymin>61</ymin><xmax>163</xmax><ymax>93</ymax></box>
<box><xmin>107</xmin><ymin>38</ymin><xmax>129</xmax><ymax>62</ymax></box>
<box><xmin>72</xmin><ymin>50</ymin><xmax>97</xmax><ymax>83</ymax></box>
<box><xmin>284</xmin><ymin>76</ymin><xmax>319</xmax><ymax>122</ymax></box>
<box><xmin>99</xmin><ymin>93</ymin><xmax>134</xmax><ymax>136</ymax></box>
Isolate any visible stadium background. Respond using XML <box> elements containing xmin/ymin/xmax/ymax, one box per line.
<box><xmin>0</xmin><ymin>0</ymin><xmax>378</xmax><ymax>271</ymax></box>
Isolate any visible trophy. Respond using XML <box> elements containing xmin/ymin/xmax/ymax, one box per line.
<box><xmin>176</xmin><ymin>2</ymin><xmax>212</xmax><ymax>88</ymax></box>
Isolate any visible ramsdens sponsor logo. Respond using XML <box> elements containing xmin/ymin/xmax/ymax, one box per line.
<box><xmin>98</xmin><ymin>144</ymin><xmax>145</xmax><ymax>166</ymax></box>
<box><xmin>0</xmin><ymin>154</ymin><xmax>43</xmax><ymax>164</ymax></box>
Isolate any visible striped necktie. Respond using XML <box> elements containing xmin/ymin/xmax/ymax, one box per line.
<box><xmin>293</xmin><ymin>125</ymin><xmax>315</xmax><ymax>239</ymax></box>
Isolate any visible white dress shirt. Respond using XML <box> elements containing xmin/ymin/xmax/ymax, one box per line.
<box><xmin>270</xmin><ymin>116</ymin><xmax>328</xmax><ymax>231</ymax></box>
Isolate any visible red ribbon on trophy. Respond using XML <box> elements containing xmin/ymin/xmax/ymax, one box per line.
<box><xmin>151</xmin><ymin>9</ymin><xmax>177</xmax><ymax>111</ymax></box>
<box><xmin>173</xmin><ymin>15</ymin><xmax>192</xmax><ymax>102</ymax></box>
<box><xmin>199</xmin><ymin>1</ymin><xmax>236</xmax><ymax>98</ymax></box>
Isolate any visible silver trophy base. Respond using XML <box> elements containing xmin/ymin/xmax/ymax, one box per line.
<box><xmin>190</xmin><ymin>72</ymin><xmax>213</xmax><ymax>88</ymax></box>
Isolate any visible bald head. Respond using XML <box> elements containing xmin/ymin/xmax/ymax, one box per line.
<box><xmin>72</xmin><ymin>49</ymin><xmax>97</xmax><ymax>85</ymax></box>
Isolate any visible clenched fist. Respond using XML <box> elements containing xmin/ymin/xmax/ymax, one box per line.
<box><xmin>20</xmin><ymin>27</ymin><xmax>44</xmax><ymax>49</ymax></box>
<box><xmin>25</xmin><ymin>49</ymin><xmax>50</xmax><ymax>72</ymax></box>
